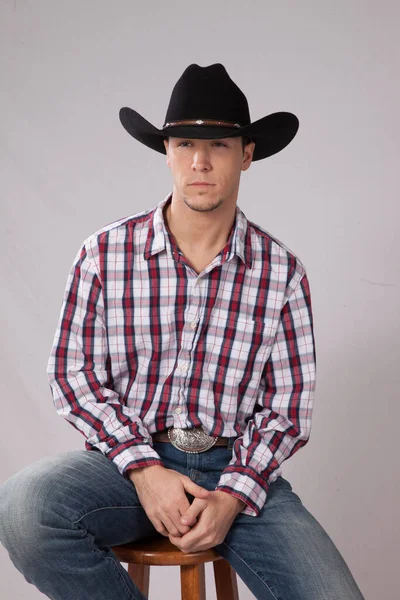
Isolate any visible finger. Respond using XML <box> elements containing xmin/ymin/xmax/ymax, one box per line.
<box><xmin>181</xmin><ymin>476</ymin><xmax>210</xmax><ymax>499</ymax></box>
<box><xmin>169</xmin><ymin>533</ymin><xmax>183</xmax><ymax>550</ymax></box>
<box><xmin>180</xmin><ymin>498</ymin><xmax>206</xmax><ymax>526</ymax></box>
<box><xmin>153</xmin><ymin>517</ymin><xmax>170</xmax><ymax>537</ymax></box>
<box><xmin>167</xmin><ymin>509</ymin><xmax>192</xmax><ymax>536</ymax></box>
<box><xmin>173</xmin><ymin>537</ymin><xmax>209</xmax><ymax>554</ymax></box>
<box><xmin>170</xmin><ymin>516</ymin><xmax>206</xmax><ymax>552</ymax></box>
<box><xmin>169</xmin><ymin>531</ymin><xmax>202</xmax><ymax>554</ymax></box>
<box><xmin>180</xmin><ymin>514</ymin><xmax>198</xmax><ymax>527</ymax></box>
<box><xmin>161</xmin><ymin>512</ymin><xmax>187</xmax><ymax>537</ymax></box>
<box><xmin>160</xmin><ymin>499</ymin><xmax>194</xmax><ymax>536</ymax></box>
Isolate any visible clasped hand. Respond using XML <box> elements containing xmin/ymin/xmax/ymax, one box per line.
<box><xmin>169</xmin><ymin>490</ymin><xmax>244</xmax><ymax>554</ymax></box>
<box><xmin>129</xmin><ymin>465</ymin><xmax>245</xmax><ymax>554</ymax></box>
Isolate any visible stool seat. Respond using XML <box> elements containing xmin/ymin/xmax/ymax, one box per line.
<box><xmin>112</xmin><ymin>534</ymin><xmax>239</xmax><ymax>599</ymax></box>
<box><xmin>113</xmin><ymin>535</ymin><xmax>221</xmax><ymax>566</ymax></box>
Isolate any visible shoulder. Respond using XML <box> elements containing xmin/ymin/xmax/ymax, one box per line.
<box><xmin>80</xmin><ymin>204</ymin><xmax>155</xmax><ymax>256</ymax></box>
<box><xmin>247</xmin><ymin>217</ymin><xmax>307</xmax><ymax>285</ymax></box>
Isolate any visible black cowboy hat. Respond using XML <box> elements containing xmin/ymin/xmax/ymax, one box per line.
<box><xmin>119</xmin><ymin>63</ymin><xmax>299</xmax><ymax>162</ymax></box>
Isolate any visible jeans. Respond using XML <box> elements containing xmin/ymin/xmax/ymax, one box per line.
<box><xmin>0</xmin><ymin>439</ymin><xmax>365</xmax><ymax>600</ymax></box>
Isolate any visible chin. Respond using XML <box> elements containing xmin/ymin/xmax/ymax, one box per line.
<box><xmin>190</xmin><ymin>187</ymin><xmax>217</xmax><ymax>194</ymax></box>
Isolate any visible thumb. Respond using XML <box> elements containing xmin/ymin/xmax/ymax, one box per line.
<box><xmin>181</xmin><ymin>498</ymin><xmax>205</xmax><ymax>526</ymax></box>
<box><xmin>181</xmin><ymin>475</ymin><xmax>210</xmax><ymax>499</ymax></box>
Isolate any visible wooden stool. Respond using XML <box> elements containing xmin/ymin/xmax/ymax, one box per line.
<box><xmin>111</xmin><ymin>535</ymin><xmax>239</xmax><ymax>600</ymax></box>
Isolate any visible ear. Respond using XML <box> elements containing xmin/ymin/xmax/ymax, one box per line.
<box><xmin>163</xmin><ymin>138</ymin><xmax>170</xmax><ymax>167</ymax></box>
<box><xmin>242</xmin><ymin>141</ymin><xmax>255</xmax><ymax>171</ymax></box>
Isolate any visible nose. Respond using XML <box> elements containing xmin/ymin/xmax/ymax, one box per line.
<box><xmin>191</xmin><ymin>148</ymin><xmax>211</xmax><ymax>171</ymax></box>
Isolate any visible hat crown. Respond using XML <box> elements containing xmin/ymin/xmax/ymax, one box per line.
<box><xmin>163</xmin><ymin>63</ymin><xmax>251</xmax><ymax>127</ymax></box>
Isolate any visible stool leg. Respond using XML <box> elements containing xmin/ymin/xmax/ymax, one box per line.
<box><xmin>180</xmin><ymin>563</ymin><xmax>206</xmax><ymax>600</ymax></box>
<box><xmin>127</xmin><ymin>563</ymin><xmax>150</xmax><ymax>596</ymax></box>
<box><xmin>213</xmin><ymin>558</ymin><xmax>239</xmax><ymax>600</ymax></box>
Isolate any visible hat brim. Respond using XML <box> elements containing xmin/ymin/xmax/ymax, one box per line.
<box><xmin>119</xmin><ymin>107</ymin><xmax>299</xmax><ymax>161</ymax></box>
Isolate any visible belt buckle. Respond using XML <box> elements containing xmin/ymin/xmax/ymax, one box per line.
<box><xmin>167</xmin><ymin>426</ymin><xmax>218</xmax><ymax>453</ymax></box>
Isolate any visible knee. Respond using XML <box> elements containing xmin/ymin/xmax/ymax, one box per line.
<box><xmin>0</xmin><ymin>458</ymin><xmax>63</xmax><ymax>556</ymax></box>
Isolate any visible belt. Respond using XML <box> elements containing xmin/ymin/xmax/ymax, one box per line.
<box><xmin>152</xmin><ymin>426</ymin><xmax>231</xmax><ymax>454</ymax></box>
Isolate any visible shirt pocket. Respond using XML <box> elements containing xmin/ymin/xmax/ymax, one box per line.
<box><xmin>205</xmin><ymin>315</ymin><xmax>275</xmax><ymax>387</ymax></box>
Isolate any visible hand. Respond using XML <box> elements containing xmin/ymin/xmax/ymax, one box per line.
<box><xmin>128</xmin><ymin>465</ymin><xmax>210</xmax><ymax>538</ymax></box>
<box><xmin>168</xmin><ymin>490</ymin><xmax>246</xmax><ymax>553</ymax></box>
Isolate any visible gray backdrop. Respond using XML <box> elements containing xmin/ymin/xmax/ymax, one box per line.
<box><xmin>1</xmin><ymin>1</ymin><xmax>398</xmax><ymax>598</ymax></box>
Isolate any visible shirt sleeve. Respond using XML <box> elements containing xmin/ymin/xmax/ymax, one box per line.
<box><xmin>46</xmin><ymin>238</ymin><xmax>164</xmax><ymax>477</ymax></box>
<box><xmin>214</xmin><ymin>269</ymin><xmax>316</xmax><ymax>517</ymax></box>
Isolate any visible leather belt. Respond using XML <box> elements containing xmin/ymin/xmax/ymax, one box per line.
<box><xmin>152</xmin><ymin>426</ymin><xmax>231</xmax><ymax>454</ymax></box>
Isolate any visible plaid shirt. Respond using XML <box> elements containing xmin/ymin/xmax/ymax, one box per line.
<box><xmin>47</xmin><ymin>192</ymin><xmax>316</xmax><ymax>517</ymax></box>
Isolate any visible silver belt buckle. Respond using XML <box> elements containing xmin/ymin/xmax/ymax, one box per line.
<box><xmin>167</xmin><ymin>426</ymin><xmax>218</xmax><ymax>453</ymax></box>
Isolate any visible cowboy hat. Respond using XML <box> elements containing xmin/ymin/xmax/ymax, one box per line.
<box><xmin>119</xmin><ymin>63</ymin><xmax>299</xmax><ymax>162</ymax></box>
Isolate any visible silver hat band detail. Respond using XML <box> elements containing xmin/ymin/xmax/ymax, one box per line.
<box><xmin>162</xmin><ymin>119</ymin><xmax>242</xmax><ymax>129</ymax></box>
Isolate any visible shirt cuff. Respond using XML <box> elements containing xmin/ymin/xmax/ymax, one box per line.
<box><xmin>85</xmin><ymin>439</ymin><xmax>164</xmax><ymax>477</ymax></box>
<box><xmin>214</xmin><ymin>466</ymin><xmax>269</xmax><ymax>517</ymax></box>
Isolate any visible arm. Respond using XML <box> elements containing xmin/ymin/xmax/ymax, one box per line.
<box><xmin>215</xmin><ymin>269</ymin><xmax>316</xmax><ymax>517</ymax></box>
<box><xmin>46</xmin><ymin>238</ymin><xmax>163</xmax><ymax>477</ymax></box>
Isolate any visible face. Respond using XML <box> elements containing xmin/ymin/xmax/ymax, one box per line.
<box><xmin>163</xmin><ymin>136</ymin><xmax>255</xmax><ymax>213</ymax></box>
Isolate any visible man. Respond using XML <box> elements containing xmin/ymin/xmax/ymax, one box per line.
<box><xmin>0</xmin><ymin>64</ymin><xmax>365</xmax><ymax>599</ymax></box>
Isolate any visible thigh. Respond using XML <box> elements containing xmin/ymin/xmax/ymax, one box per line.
<box><xmin>0</xmin><ymin>449</ymin><xmax>159</xmax><ymax>549</ymax></box>
<box><xmin>209</xmin><ymin>476</ymin><xmax>365</xmax><ymax>600</ymax></box>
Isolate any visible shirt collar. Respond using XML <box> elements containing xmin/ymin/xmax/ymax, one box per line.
<box><xmin>144</xmin><ymin>192</ymin><xmax>253</xmax><ymax>269</ymax></box>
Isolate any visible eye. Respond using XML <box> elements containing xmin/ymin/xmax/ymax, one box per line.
<box><xmin>176</xmin><ymin>140</ymin><xmax>227</xmax><ymax>148</ymax></box>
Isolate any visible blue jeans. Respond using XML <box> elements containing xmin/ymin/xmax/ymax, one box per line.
<box><xmin>0</xmin><ymin>440</ymin><xmax>365</xmax><ymax>599</ymax></box>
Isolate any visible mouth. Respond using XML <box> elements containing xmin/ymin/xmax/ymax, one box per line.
<box><xmin>190</xmin><ymin>183</ymin><xmax>214</xmax><ymax>187</ymax></box>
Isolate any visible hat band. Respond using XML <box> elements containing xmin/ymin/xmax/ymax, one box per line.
<box><xmin>162</xmin><ymin>119</ymin><xmax>242</xmax><ymax>129</ymax></box>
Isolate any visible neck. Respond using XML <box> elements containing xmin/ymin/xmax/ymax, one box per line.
<box><xmin>163</xmin><ymin>189</ymin><xmax>237</xmax><ymax>253</ymax></box>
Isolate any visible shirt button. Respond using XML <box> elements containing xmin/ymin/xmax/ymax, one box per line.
<box><xmin>174</xmin><ymin>407</ymin><xmax>182</xmax><ymax>414</ymax></box>
<box><xmin>190</xmin><ymin>321</ymin><xmax>197</xmax><ymax>329</ymax></box>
